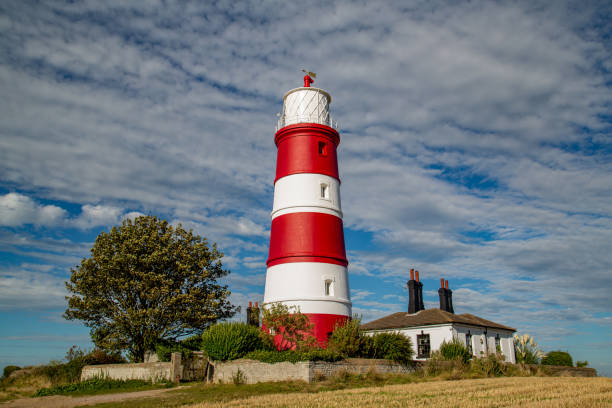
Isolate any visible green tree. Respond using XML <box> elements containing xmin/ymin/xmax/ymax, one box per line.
<box><xmin>64</xmin><ymin>215</ymin><xmax>237</xmax><ymax>361</ymax></box>
<box><xmin>541</xmin><ymin>350</ymin><xmax>573</xmax><ymax>367</ymax></box>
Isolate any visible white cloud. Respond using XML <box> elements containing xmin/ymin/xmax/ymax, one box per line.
<box><xmin>0</xmin><ymin>265</ymin><xmax>67</xmax><ymax>310</ymax></box>
<box><xmin>0</xmin><ymin>193</ymin><xmax>67</xmax><ymax>227</ymax></box>
<box><xmin>73</xmin><ymin>204</ymin><xmax>122</xmax><ymax>229</ymax></box>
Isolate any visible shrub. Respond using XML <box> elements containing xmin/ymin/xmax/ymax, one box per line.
<box><xmin>471</xmin><ymin>354</ymin><xmax>506</xmax><ymax>377</ymax></box>
<box><xmin>3</xmin><ymin>365</ymin><xmax>20</xmax><ymax>378</ymax></box>
<box><xmin>201</xmin><ymin>322</ymin><xmax>263</xmax><ymax>361</ymax></box>
<box><xmin>576</xmin><ymin>360</ymin><xmax>589</xmax><ymax>368</ymax></box>
<box><xmin>242</xmin><ymin>349</ymin><xmax>342</xmax><ymax>363</ymax></box>
<box><xmin>327</xmin><ymin>318</ymin><xmax>368</xmax><ymax>358</ymax></box>
<box><xmin>34</xmin><ymin>346</ymin><xmax>127</xmax><ymax>385</ymax></box>
<box><xmin>370</xmin><ymin>332</ymin><xmax>413</xmax><ymax>365</ymax></box>
<box><xmin>84</xmin><ymin>349</ymin><xmax>125</xmax><ymax>365</ymax></box>
<box><xmin>514</xmin><ymin>334</ymin><xmax>544</xmax><ymax>364</ymax></box>
<box><xmin>541</xmin><ymin>351</ymin><xmax>573</xmax><ymax>367</ymax></box>
<box><xmin>261</xmin><ymin>303</ymin><xmax>316</xmax><ymax>351</ymax></box>
<box><xmin>439</xmin><ymin>337</ymin><xmax>471</xmax><ymax>364</ymax></box>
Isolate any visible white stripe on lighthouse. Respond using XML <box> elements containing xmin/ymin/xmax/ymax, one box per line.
<box><xmin>272</xmin><ymin>173</ymin><xmax>342</xmax><ymax>220</ymax></box>
<box><xmin>264</xmin><ymin>262</ymin><xmax>351</xmax><ymax>316</ymax></box>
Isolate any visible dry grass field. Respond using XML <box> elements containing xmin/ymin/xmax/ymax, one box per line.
<box><xmin>188</xmin><ymin>377</ymin><xmax>612</xmax><ymax>408</ymax></box>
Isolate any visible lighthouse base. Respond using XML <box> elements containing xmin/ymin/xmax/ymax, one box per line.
<box><xmin>307</xmin><ymin>313</ymin><xmax>350</xmax><ymax>346</ymax></box>
<box><xmin>264</xmin><ymin>313</ymin><xmax>349</xmax><ymax>350</ymax></box>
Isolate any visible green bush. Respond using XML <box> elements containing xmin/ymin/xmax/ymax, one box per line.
<box><xmin>439</xmin><ymin>337</ymin><xmax>471</xmax><ymax>363</ymax></box>
<box><xmin>3</xmin><ymin>365</ymin><xmax>20</xmax><ymax>378</ymax></box>
<box><xmin>576</xmin><ymin>360</ymin><xmax>588</xmax><ymax>368</ymax></box>
<box><xmin>471</xmin><ymin>354</ymin><xmax>506</xmax><ymax>377</ymax></box>
<box><xmin>327</xmin><ymin>318</ymin><xmax>369</xmax><ymax>358</ymax></box>
<box><xmin>541</xmin><ymin>351</ymin><xmax>573</xmax><ymax>367</ymax></box>
<box><xmin>33</xmin><ymin>346</ymin><xmax>125</xmax><ymax>385</ymax></box>
<box><xmin>370</xmin><ymin>332</ymin><xmax>413</xmax><ymax>365</ymax></box>
<box><xmin>242</xmin><ymin>349</ymin><xmax>343</xmax><ymax>363</ymax></box>
<box><xmin>201</xmin><ymin>322</ymin><xmax>263</xmax><ymax>361</ymax></box>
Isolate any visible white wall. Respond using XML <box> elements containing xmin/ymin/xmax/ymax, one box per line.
<box><xmin>366</xmin><ymin>324</ymin><xmax>516</xmax><ymax>363</ymax></box>
<box><xmin>453</xmin><ymin>325</ymin><xmax>515</xmax><ymax>363</ymax></box>
<box><xmin>272</xmin><ymin>174</ymin><xmax>342</xmax><ymax>219</ymax></box>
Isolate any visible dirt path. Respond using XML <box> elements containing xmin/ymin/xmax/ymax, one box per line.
<box><xmin>0</xmin><ymin>386</ymin><xmax>186</xmax><ymax>408</ymax></box>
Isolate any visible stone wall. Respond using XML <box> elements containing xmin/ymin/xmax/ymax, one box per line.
<box><xmin>213</xmin><ymin>360</ymin><xmax>310</xmax><ymax>384</ymax></box>
<box><xmin>212</xmin><ymin>358</ymin><xmax>416</xmax><ymax>384</ymax></box>
<box><xmin>535</xmin><ymin>364</ymin><xmax>597</xmax><ymax>377</ymax></box>
<box><xmin>81</xmin><ymin>361</ymin><xmax>173</xmax><ymax>382</ymax></box>
<box><xmin>81</xmin><ymin>352</ymin><xmax>191</xmax><ymax>382</ymax></box>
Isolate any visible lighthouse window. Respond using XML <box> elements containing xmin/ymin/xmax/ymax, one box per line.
<box><xmin>417</xmin><ymin>333</ymin><xmax>430</xmax><ymax>358</ymax></box>
<box><xmin>324</xmin><ymin>280</ymin><xmax>334</xmax><ymax>296</ymax></box>
<box><xmin>318</xmin><ymin>141</ymin><xmax>327</xmax><ymax>156</ymax></box>
<box><xmin>320</xmin><ymin>183</ymin><xmax>329</xmax><ymax>199</ymax></box>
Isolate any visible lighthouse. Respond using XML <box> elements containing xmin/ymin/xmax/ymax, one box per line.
<box><xmin>263</xmin><ymin>74</ymin><xmax>351</xmax><ymax>345</ymax></box>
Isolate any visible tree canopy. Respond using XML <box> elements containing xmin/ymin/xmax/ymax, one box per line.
<box><xmin>64</xmin><ymin>215</ymin><xmax>236</xmax><ymax>361</ymax></box>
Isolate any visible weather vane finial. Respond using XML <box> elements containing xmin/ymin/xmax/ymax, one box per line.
<box><xmin>302</xmin><ymin>69</ymin><xmax>316</xmax><ymax>87</ymax></box>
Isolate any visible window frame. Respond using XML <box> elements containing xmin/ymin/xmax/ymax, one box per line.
<box><xmin>320</xmin><ymin>183</ymin><xmax>330</xmax><ymax>200</ymax></box>
<box><xmin>324</xmin><ymin>279</ymin><xmax>334</xmax><ymax>296</ymax></box>
<box><xmin>318</xmin><ymin>141</ymin><xmax>328</xmax><ymax>156</ymax></box>
<box><xmin>466</xmin><ymin>332</ymin><xmax>473</xmax><ymax>355</ymax></box>
<box><xmin>416</xmin><ymin>332</ymin><xmax>431</xmax><ymax>358</ymax></box>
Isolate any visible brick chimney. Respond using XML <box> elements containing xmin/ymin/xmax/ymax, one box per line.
<box><xmin>438</xmin><ymin>279</ymin><xmax>454</xmax><ymax>313</ymax></box>
<box><xmin>445</xmin><ymin>280</ymin><xmax>454</xmax><ymax>314</ymax></box>
<box><xmin>246</xmin><ymin>301</ymin><xmax>260</xmax><ymax>327</ymax></box>
<box><xmin>408</xmin><ymin>268</ymin><xmax>425</xmax><ymax>314</ymax></box>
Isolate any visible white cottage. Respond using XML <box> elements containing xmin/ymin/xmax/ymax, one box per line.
<box><xmin>361</xmin><ymin>270</ymin><xmax>516</xmax><ymax>363</ymax></box>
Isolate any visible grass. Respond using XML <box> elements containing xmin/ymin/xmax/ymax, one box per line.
<box><xmin>77</xmin><ymin>371</ymin><xmax>423</xmax><ymax>408</ymax></box>
<box><xmin>184</xmin><ymin>377</ymin><xmax>612</xmax><ymax>408</ymax></box>
<box><xmin>33</xmin><ymin>377</ymin><xmax>176</xmax><ymax>397</ymax></box>
<box><xmin>0</xmin><ymin>371</ymin><xmax>51</xmax><ymax>402</ymax></box>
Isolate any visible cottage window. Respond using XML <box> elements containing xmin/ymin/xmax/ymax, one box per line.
<box><xmin>495</xmin><ymin>334</ymin><xmax>501</xmax><ymax>353</ymax></box>
<box><xmin>466</xmin><ymin>332</ymin><xmax>473</xmax><ymax>355</ymax></box>
<box><xmin>417</xmin><ymin>333</ymin><xmax>430</xmax><ymax>358</ymax></box>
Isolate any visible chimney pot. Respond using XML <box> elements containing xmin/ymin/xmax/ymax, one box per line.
<box><xmin>415</xmin><ymin>270</ymin><xmax>420</xmax><ymax>282</ymax></box>
<box><xmin>249</xmin><ymin>301</ymin><xmax>252</xmax><ymax>307</ymax></box>
<box><xmin>440</xmin><ymin>278</ymin><xmax>444</xmax><ymax>288</ymax></box>
<box><xmin>410</xmin><ymin>269</ymin><xmax>414</xmax><ymax>280</ymax></box>
<box><xmin>445</xmin><ymin>280</ymin><xmax>449</xmax><ymax>289</ymax></box>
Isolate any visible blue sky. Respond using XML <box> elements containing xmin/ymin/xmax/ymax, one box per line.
<box><xmin>1</xmin><ymin>0</ymin><xmax>611</xmax><ymax>375</ymax></box>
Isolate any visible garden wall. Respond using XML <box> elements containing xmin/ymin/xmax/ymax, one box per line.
<box><xmin>533</xmin><ymin>364</ymin><xmax>597</xmax><ymax>377</ymax></box>
<box><xmin>212</xmin><ymin>358</ymin><xmax>417</xmax><ymax>384</ymax></box>
<box><xmin>81</xmin><ymin>361</ymin><xmax>173</xmax><ymax>382</ymax></box>
<box><xmin>81</xmin><ymin>352</ymin><xmax>209</xmax><ymax>382</ymax></box>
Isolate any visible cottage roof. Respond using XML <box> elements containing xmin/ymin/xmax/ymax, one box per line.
<box><xmin>361</xmin><ymin>308</ymin><xmax>515</xmax><ymax>332</ymax></box>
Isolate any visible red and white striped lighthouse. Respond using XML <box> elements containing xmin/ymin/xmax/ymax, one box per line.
<box><xmin>263</xmin><ymin>74</ymin><xmax>351</xmax><ymax>345</ymax></box>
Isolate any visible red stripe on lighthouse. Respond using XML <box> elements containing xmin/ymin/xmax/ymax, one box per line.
<box><xmin>267</xmin><ymin>212</ymin><xmax>348</xmax><ymax>266</ymax></box>
<box><xmin>275</xmin><ymin>124</ymin><xmax>340</xmax><ymax>182</ymax></box>
<box><xmin>265</xmin><ymin>313</ymin><xmax>349</xmax><ymax>348</ymax></box>
<box><xmin>306</xmin><ymin>313</ymin><xmax>349</xmax><ymax>345</ymax></box>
